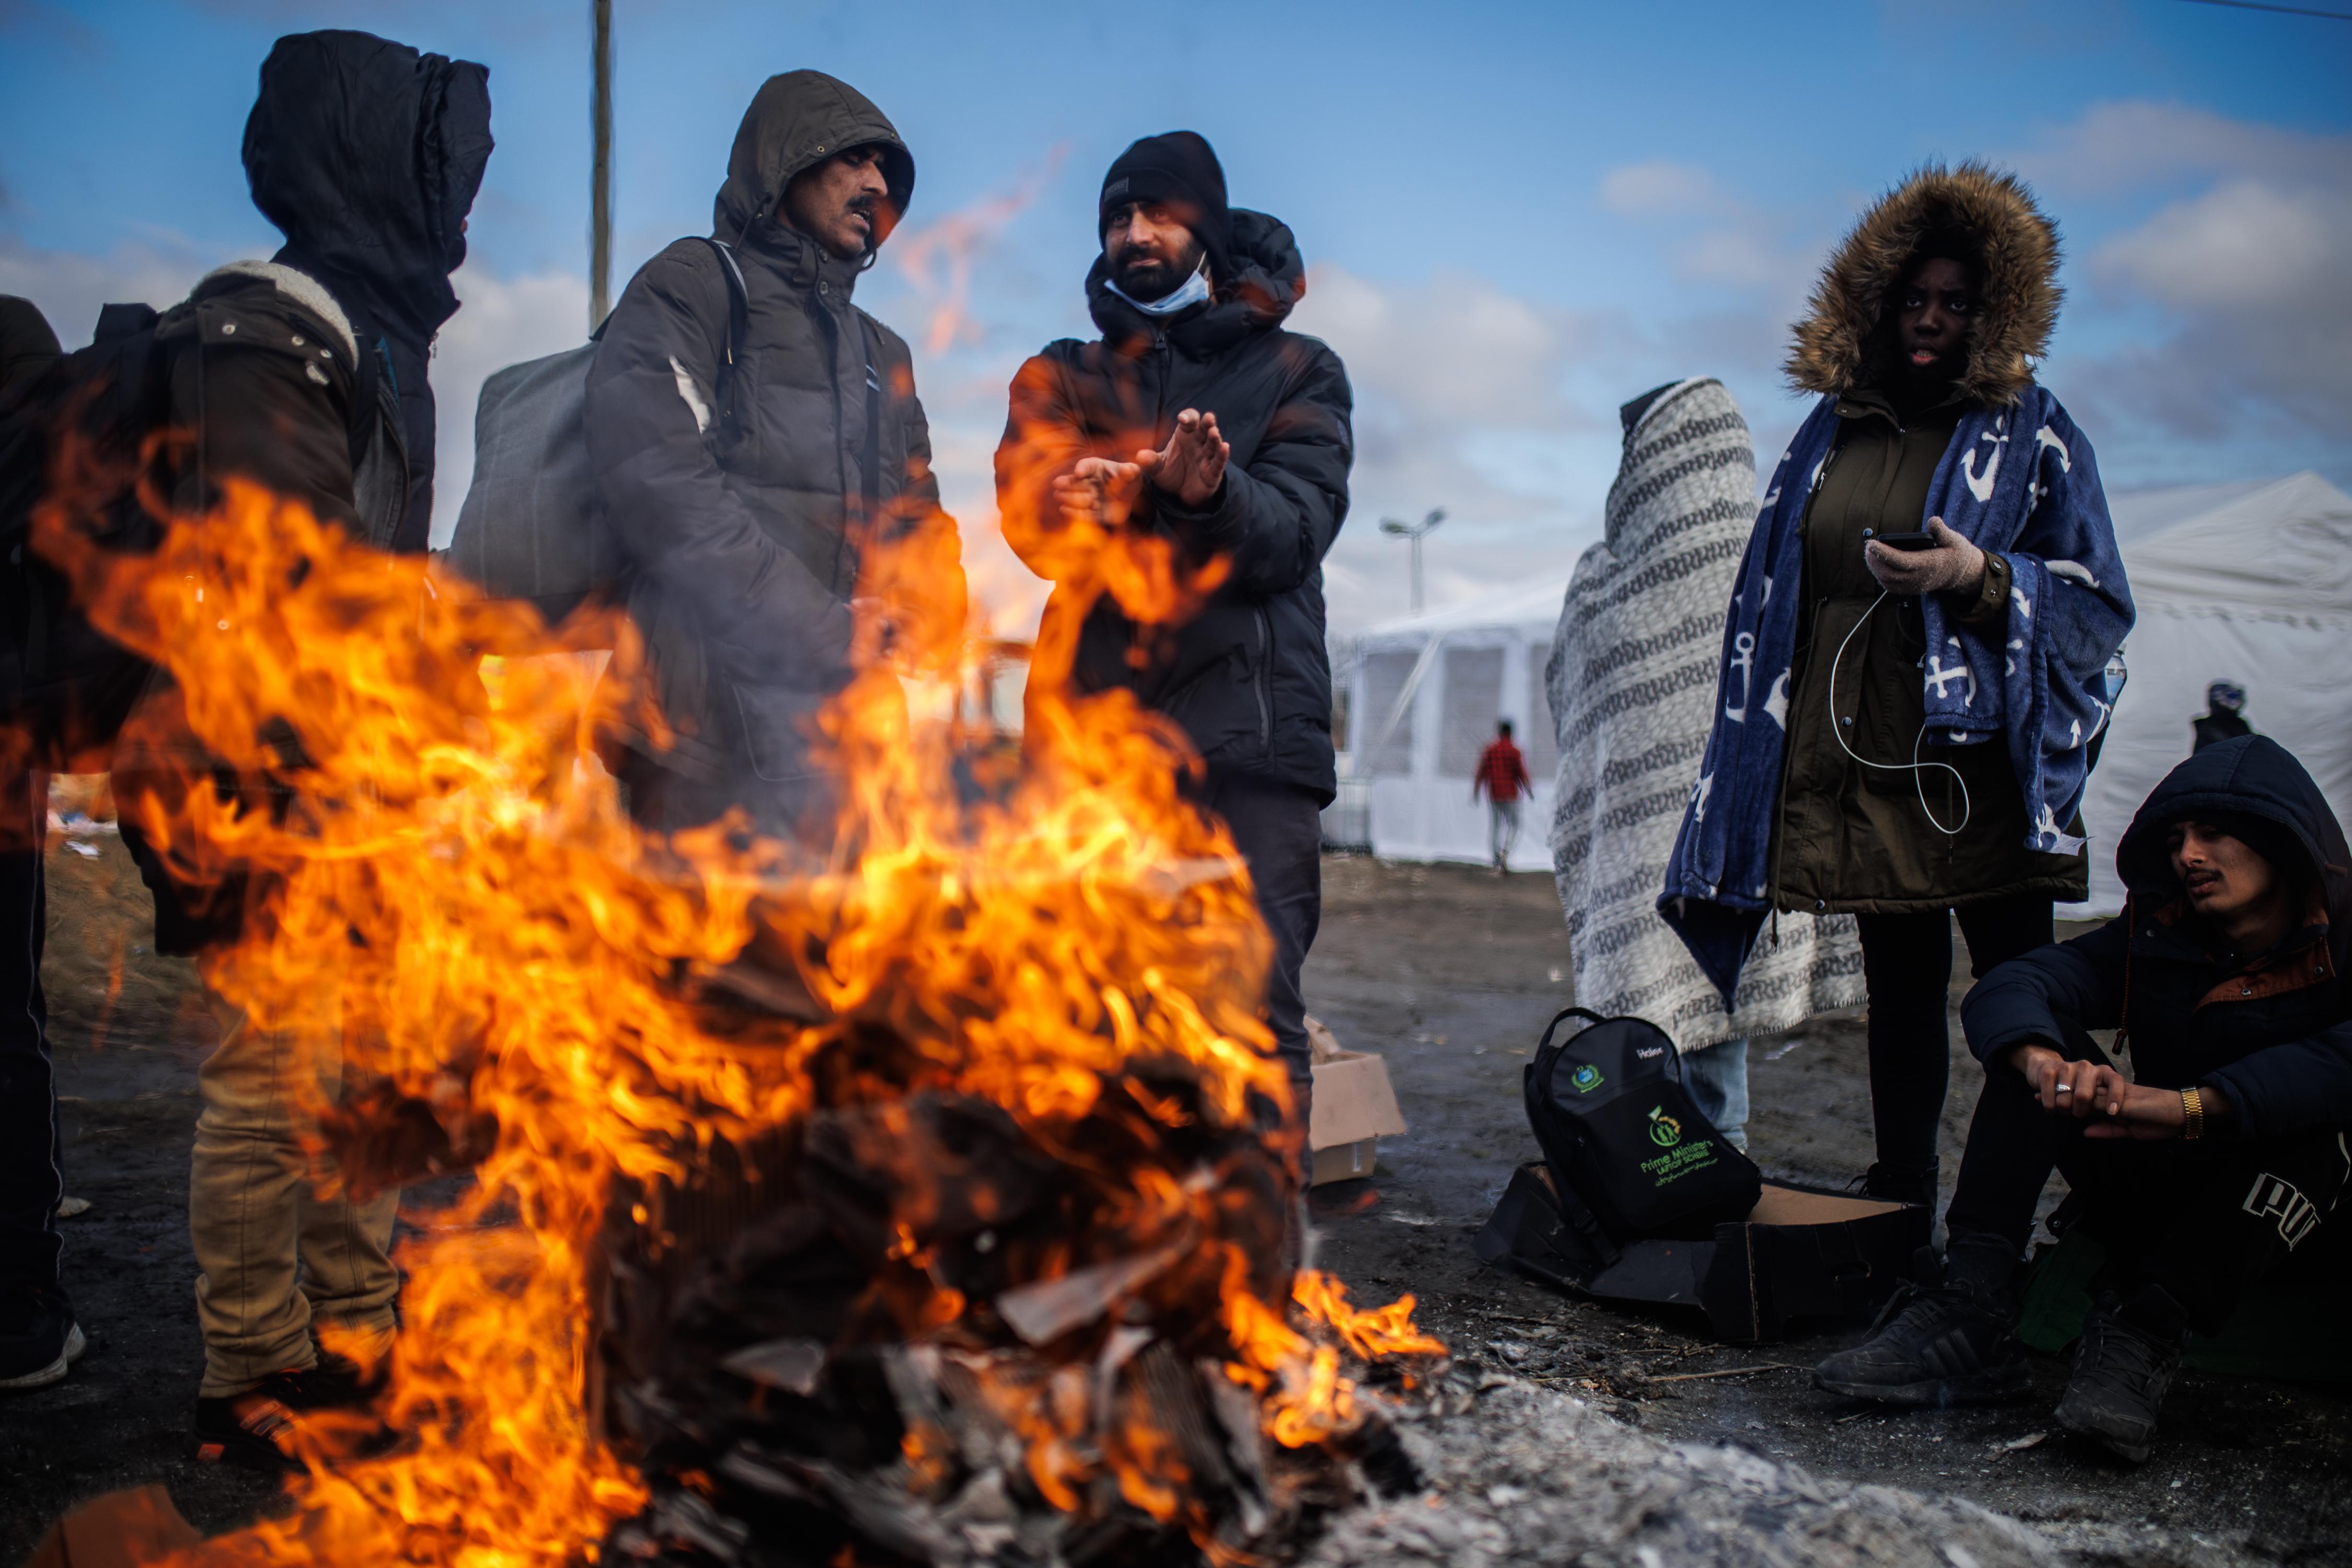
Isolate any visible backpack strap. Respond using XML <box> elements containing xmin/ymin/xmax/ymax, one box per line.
<box><xmin>698</xmin><ymin>238</ymin><xmax>751</xmax><ymax>433</ymax></box>
<box><xmin>858</xmin><ymin>318</ymin><xmax>882</xmax><ymax>516</ymax></box>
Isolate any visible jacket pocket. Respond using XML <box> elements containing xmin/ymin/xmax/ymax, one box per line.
<box><xmin>731</xmin><ymin>681</ymin><xmax>826</xmax><ymax>783</ymax></box>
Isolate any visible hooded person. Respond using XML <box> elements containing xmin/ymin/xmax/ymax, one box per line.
<box><xmin>586</xmin><ymin>71</ymin><xmax>963</xmax><ymax>842</ymax></box>
<box><xmin>2194</xmin><ymin>681</ymin><xmax>2252</xmax><ymax>753</ymax></box>
<box><xmin>1816</xmin><ymin>735</ymin><xmax>2352</xmax><ymax>1462</ymax></box>
<box><xmin>1660</xmin><ymin>164</ymin><xmax>2135</xmax><ymax>1208</ymax></box>
<box><xmin>95</xmin><ymin>30</ymin><xmax>493</xmax><ymax>1459</ymax></box>
<box><xmin>1547</xmin><ymin>378</ymin><xmax>1867</xmax><ymax>1150</ymax></box>
<box><xmin>994</xmin><ymin>131</ymin><xmax>1353</xmax><ymax>1179</ymax></box>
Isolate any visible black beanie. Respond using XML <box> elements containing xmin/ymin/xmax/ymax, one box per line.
<box><xmin>1099</xmin><ymin>130</ymin><xmax>1231</xmax><ymax>280</ymax></box>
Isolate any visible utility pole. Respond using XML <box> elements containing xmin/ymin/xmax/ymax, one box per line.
<box><xmin>1379</xmin><ymin>509</ymin><xmax>1446</xmax><ymax>616</ymax></box>
<box><xmin>589</xmin><ymin>0</ymin><xmax>614</xmax><ymax>331</ymax></box>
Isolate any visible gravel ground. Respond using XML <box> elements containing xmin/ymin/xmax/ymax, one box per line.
<box><xmin>4</xmin><ymin>840</ymin><xmax>2348</xmax><ymax>1564</ymax></box>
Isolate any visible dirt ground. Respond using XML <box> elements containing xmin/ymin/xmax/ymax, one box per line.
<box><xmin>1304</xmin><ymin>856</ymin><xmax>2352</xmax><ymax>1565</ymax></box>
<box><xmin>4</xmin><ymin>841</ymin><xmax>2349</xmax><ymax>1563</ymax></box>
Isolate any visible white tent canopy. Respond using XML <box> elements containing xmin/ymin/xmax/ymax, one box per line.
<box><xmin>1344</xmin><ymin>579</ymin><xmax>1571</xmax><ymax>870</ymax></box>
<box><xmin>2070</xmin><ymin>470</ymin><xmax>2352</xmax><ymax>916</ymax></box>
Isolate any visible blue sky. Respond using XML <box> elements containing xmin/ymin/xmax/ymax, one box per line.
<box><xmin>5</xmin><ymin>0</ymin><xmax>2348</xmax><ymax>633</ymax></box>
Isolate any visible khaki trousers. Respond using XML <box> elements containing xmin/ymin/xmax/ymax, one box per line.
<box><xmin>190</xmin><ymin>990</ymin><xmax>398</xmax><ymax>1397</ymax></box>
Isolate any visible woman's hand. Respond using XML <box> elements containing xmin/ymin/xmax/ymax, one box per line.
<box><xmin>1864</xmin><ymin>515</ymin><xmax>1986</xmax><ymax>598</ymax></box>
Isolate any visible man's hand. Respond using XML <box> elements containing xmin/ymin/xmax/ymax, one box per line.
<box><xmin>847</xmin><ymin>595</ymin><xmax>897</xmax><ymax>669</ymax></box>
<box><xmin>1864</xmin><ymin>515</ymin><xmax>1987</xmax><ymax>598</ymax></box>
<box><xmin>1049</xmin><ymin>456</ymin><xmax>1143</xmax><ymax>532</ymax></box>
<box><xmin>2007</xmin><ymin>1042</ymin><xmax>2189</xmax><ymax>1139</ymax></box>
<box><xmin>1136</xmin><ymin>408</ymin><xmax>1229</xmax><ymax>509</ymax></box>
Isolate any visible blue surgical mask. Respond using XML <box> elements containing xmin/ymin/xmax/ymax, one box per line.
<box><xmin>1106</xmin><ymin>258</ymin><xmax>1212</xmax><ymax>316</ymax></box>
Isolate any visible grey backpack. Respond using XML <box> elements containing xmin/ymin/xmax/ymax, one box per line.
<box><xmin>445</xmin><ymin>237</ymin><xmax>749</xmax><ymax>624</ymax></box>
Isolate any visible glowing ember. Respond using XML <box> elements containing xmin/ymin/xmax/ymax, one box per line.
<box><xmin>28</xmin><ymin>419</ymin><xmax>1440</xmax><ymax>1564</ymax></box>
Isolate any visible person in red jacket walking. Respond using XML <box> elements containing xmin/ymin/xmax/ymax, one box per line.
<box><xmin>1472</xmin><ymin>720</ymin><xmax>1534</xmax><ymax>873</ymax></box>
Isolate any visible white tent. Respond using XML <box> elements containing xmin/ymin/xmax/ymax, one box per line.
<box><xmin>1342</xmin><ymin>579</ymin><xmax>1570</xmax><ymax>871</ymax></box>
<box><xmin>2070</xmin><ymin>471</ymin><xmax>2352</xmax><ymax>916</ymax></box>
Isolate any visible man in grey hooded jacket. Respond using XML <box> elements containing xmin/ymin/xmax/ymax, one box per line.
<box><xmin>589</xmin><ymin>71</ymin><xmax>964</xmax><ymax>840</ymax></box>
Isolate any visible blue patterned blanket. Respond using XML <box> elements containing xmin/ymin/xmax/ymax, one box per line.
<box><xmin>1659</xmin><ymin>387</ymin><xmax>2134</xmax><ymax>1001</ymax></box>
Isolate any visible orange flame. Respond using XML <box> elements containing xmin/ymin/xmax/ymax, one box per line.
<box><xmin>27</xmin><ymin>388</ymin><xmax>1438</xmax><ymax>1563</ymax></box>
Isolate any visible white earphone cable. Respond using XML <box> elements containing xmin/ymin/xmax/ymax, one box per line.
<box><xmin>1825</xmin><ymin>590</ymin><xmax>1971</xmax><ymax>837</ymax></box>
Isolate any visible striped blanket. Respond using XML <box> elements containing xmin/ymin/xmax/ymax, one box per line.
<box><xmin>1545</xmin><ymin>379</ymin><xmax>1864</xmax><ymax>1052</ymax></box>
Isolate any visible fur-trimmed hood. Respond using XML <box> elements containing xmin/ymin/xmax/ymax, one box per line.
<box><xmin>1786</xmin><ymin>162</ymin><xmax>2060</xmax><ymax>408</ymax></box>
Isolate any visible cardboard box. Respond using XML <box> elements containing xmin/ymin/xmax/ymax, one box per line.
<box><xmin>1306</xmin><ymin>1029</ymin><xmax>1407</xmax><ymax>1186</ymax></box>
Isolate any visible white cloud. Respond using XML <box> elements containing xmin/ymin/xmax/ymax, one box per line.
<box><xmin>1598</xmin><ymin>160</ymin><xmax>1727</xmax><ymax>218</ymax></box>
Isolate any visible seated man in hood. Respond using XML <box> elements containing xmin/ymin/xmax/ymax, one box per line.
<box><xmin>995</xmin><ymin>132</ymin><xmax>1354</xmax><ymax>1193</ymax></box>
<box><xmin>1817</xmin><ymin>735</ymin><xmax>2352</xmax><ymax>1463</ymax></box>
<box><xmin>588</xmin><ymin>71</ymin><xmax>963</xmax><ymax>843</ymax></box>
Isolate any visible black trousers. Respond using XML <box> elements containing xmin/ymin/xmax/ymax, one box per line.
<box><xmin>1854</xmin><ymin>894</ymin><xmax>2053</xmax><ymax>1177</ymax></box>
<box><xmin>1197</xmin><ymin>771</ymin><xmax>1323</xmax><ymax>1127</ymax></box>
<box><xmin>0</xmin><ymin>763</ymin><xmax>59</xmax><ymax>1292</ymax></box>
<box><xmin>1946</xmin><ymin>1057</ymin><xmax>2352</xmax><ymax>1334</ymax></box>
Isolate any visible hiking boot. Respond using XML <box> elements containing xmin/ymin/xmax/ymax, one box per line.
<box><xmin>1855</xmin><ymin>1160</ymin><xmax>1940</xmax><ymax>1208</ymax></box>
<box><xmin>0</xmin><ymin>1283</ymin><xmax>85</xmax><ymax>1391</ymax></box>
<box><xmin>1813</xmin><ymin>1242</ymin><xmax>2028</xmax><ymax>1406</ymax></box>
<box><xmin>2055</xmin><ymin>1288</ymin><xmax>2186</xmax><ymax>1464</ymax></box>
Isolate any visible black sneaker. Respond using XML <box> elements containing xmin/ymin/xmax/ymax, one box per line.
<box><xmin>2055</xmin><ymin>1290</ymin><xmax>2185</xmax><ymax>1464</ymax></box>
<box><xmin>1813</xmin><ymin>1250</ymin><xmax>2028</xmax><ymax>1406</ymax></box>
<box><xmin>0</xmin><ymin>1283</ymin><xmax>85</xmax><ymax>1391</ymax></box>
<box><xmin>1854</xmin><ymin>1160</ymin><xmax>1940</xmax><ymax>1208</ymax></box>
<box><xmin>193</xmin><ymin>1352</ymin><xmax>391</xmax><ymax>1469</ymax></box>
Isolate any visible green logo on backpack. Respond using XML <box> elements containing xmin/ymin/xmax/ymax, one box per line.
<box><xmin>1647</xmin><ymin>1106</ymin><xmax>1683</xmax><ymax>1147</ymax></box>
<box><xmin>1570</xmin><ymin>1063</ymin><xmax>1603</xmax><ymax>1093</ymax></box>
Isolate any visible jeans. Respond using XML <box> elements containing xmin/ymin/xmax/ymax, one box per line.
<box><xmin>1682</xmin><ymin>1038</ymin><xmax>1750</xmax><ymax>1151</ymax></box>
<box><xmin>1853</xmin><ymin>894</ymin><xmax>2053</xmax><ymax>1178</ymax></box>
<box><xmin>190</xmin><ymin>991</ymin><xmax>399</xmax><ymax>1395</ymax></box>
<box><xmin>1945</xmin><ymin>1055</ymin><xmax>2352</xmax><ymax>1334</ymax></box>
<box><xmin>0</xmin><ymin>764</ymin><xmax>59</xmax><ymax>1293</ymax></box>
<box><xmin>1488</xmin><ymin>798</ymin><xmax>1523</xmax><ymax>868</ymax></box>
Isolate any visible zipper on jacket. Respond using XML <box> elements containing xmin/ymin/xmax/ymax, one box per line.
<box><xmin>1253</xmin><ymin>603</ymin><xmax>1273</xmax><ymax>753</ymax></box>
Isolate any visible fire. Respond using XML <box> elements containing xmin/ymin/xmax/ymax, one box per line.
<box><xmin>29</xmin><ymin>411</ymin><xmax>1439</xmax><ymax>1564</ymax></box>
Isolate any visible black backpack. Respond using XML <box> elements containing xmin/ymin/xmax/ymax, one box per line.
<box><xmin>0</xmin><ymin>301</ymin><xmax>176</xmax><ymax>769</ymax></box>
<box><xmin>1522</xmin><ymin>1007</ymin><xmax>1762</xmax><ymax>1242</ymax></box>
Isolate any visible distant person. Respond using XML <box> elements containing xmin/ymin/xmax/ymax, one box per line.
<box><xmin>1662</xmin><ymin>165</ymin><xmax>2135</xmax><ymax>1207</ymax></box>
<box><xmin>1471</xmin><ymin>720</ymin><xmax>1531</xmax><ymax>873</ymax></box>
<box><xmin>588</xmin><ymin>71</ymin><xmax>963</xmax><ymax>844</ymax></box>
<box><xmin>104</xmin><ymin>30</ymin><xmax>493</xmax><ymax>1463</ymax></box>
<box><xmin>996</xmin><ymin>131</ymin><xmax>1352</xmax><ymax>1156</ymax></box>
<box><xmin>1549</xmin><ymin>378</ymin><xmax>1864</xmax><ymax>1151</ymax></box>
<box><xmin>1816</xmin><ymin>736</ymin><xmax>2351</xmax><ymax>1465</ymax></box>
<box><xmin>0</xmin><ymin>297</ymin><xmax>72</xmax><ymax>1391</ymax></box>
<box><xmin>2193</xmin><ymin>681</ymin><xmax>2252</xmax><ymax>753</ymax></box>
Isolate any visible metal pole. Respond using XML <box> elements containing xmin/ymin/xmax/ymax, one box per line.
<box><xmin>589</xmin><ymin>0</ymin><xmax>614</xmax><ymax>331</ymax></box>
<box><xmin>1410</xmin><ymin>533</ymin><xmax>1423</xmax><ymax>615</ymax></box>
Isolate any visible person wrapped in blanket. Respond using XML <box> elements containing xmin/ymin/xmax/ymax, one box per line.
<box><xmin>1816</xmin><ymin>736</ymin><xmax>2352</xmax><ymax>1464</ymax></box>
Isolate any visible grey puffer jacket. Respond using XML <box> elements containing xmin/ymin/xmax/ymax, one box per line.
<box><xmin>587</xmin><ymin>71</ymin><xmax>961</xmax><ymax>790</ymax></box>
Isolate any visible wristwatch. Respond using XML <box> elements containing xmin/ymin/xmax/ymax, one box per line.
<box><xmin>2181</xmin><ymin>1087</ymin><xmax>2205</xmax><ymax>1141</ymax></box>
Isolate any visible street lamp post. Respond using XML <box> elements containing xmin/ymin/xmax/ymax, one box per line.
<box><xmin>1379</xmin><ymin>509</ymin><xmax>1446</xmax><ymax>616</ymax></box>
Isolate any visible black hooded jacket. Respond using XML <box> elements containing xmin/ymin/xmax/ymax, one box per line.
<box><xmin>1963</xmin><ymin>736</ymin><xmax>2352</xmax><ymax>1142</ymax></box>
<box><xmin>241</xmin><ymin>30</ymin><xmax>492</xmax><ymax>542</ymax></box>
<box><xmin>996</xmin><ymin>211</ymin><xmax>1353</xmax><ymax>802</ymax></box>
<box><xmin>586</xmin><ymin>71</ymin><xmax>959</xmax><ymax>788</ymax></box>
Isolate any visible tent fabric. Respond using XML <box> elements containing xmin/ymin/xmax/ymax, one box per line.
<box><xmin>2069</xmin><ymin>471</ymin><xmax>2352</xmax><ymax>917</ymax></box>
<box><xmin>1347</xmin><ymin>582</ymin><xmax>1565</xmax><ymax>869</ymax></box>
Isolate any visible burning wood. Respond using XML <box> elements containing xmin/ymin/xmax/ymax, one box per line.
<box><xmin>27</xmin><ymin>441</ymin><xmax>1445</xmax><ymax>1564</ymax></box>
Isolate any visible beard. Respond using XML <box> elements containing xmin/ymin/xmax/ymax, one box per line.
<box><xmin>1110</xmin><ymin>234</ymin><xmax>1205</xmax><ymax>302</ymax></box>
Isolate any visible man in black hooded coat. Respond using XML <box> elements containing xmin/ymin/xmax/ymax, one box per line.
<box><xmin>996</xmin><ymin>132</ymin><xmax>1353</xmax><ymax>1155</ymax></box>
<box><xmin>97</xmin><ymin>30</ymin><xmax>492</xmax><ymax>1461</ymax></box>
<box><xmin>587</xmin><ymin>71</ymin><xmax>962</xmax><ymax>838</ymax></box>
<box><xmin>1817</xmin><ymin>735</ymin><xmax>2352</xmax><ymax>1462</ymax></box>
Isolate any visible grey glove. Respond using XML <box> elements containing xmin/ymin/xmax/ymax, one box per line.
<box><xmin>1865</xmin><ymin>515</ymin><xmax>1987</xmax><ymax>598</ymax></box>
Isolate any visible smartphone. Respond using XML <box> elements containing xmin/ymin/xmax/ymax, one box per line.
<box><xmin>1871</xmin><ymin>531</ymin><xmax>1938</xmax><ymax>552</ymax></box>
